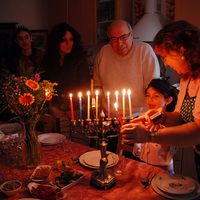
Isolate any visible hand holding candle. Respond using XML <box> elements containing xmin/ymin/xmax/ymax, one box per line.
<box><xmin>114</xmin><ymin>102</ymin><xmax>123</xmax><ymax>126</ymax></box>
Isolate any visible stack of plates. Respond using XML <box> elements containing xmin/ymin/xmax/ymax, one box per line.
<box><xmin>151</xmin><ymin>173</ymin><xmax>200</xmax><ymax>200</ymax></box>
<box><xmin>38</xmin><ymin>133</ymin><xmax>66</xmax><ymax>145</ymax></box>
<box><xmin>79</xmin><ymin>150</ymin><xmax>119</xmax><ymax>169</ymax></box>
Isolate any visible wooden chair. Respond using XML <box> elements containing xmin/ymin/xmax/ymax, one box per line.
<box><xmin>116</xmin><ymin>133</ymin><xmax>133</xmax><ymax>155</ymax></box>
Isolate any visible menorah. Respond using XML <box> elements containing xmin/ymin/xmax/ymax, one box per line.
<box><xmin>70</xmin><ymin>116</ymin><xmax>129</xmax><ymax>190</ymax></box>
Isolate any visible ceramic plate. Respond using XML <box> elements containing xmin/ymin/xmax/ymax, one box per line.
<box><xmin>156</xmin><ymin>173</ymin><xmax>196</xmax><ymax>195</ymax></box>
<box><xmin>79</xmin><ymin>150</ymin><xmax>119</xmax><ymax>169</ymax></box>
<box><xmin>151</xmin><ymin>174</ymin><xmax>200</xmax><ymax>200</ymax></box>
<box><xmin>38</xmin><ymin>133</ymin><xmax>65</xmax><ymax>145</ymax></box>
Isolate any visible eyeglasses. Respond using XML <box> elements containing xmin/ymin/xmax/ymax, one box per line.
<box><xmin>109</xmin><ymin>32</ymin><xmax>131</xmax><ymax>43</ymax></box>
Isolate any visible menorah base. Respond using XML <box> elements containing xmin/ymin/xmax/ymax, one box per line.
<box><xmin>90</xmin><ymin>170</ymin><xmax>116</xmax><ymax>190</ymax></box>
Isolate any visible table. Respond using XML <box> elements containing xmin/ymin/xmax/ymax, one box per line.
<box><xmin>0</xmin><ymin>140</ymin><xmax>171</xmax><ymax>200</ymax></box>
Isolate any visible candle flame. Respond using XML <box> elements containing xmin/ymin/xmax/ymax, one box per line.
<box><xmin>122</xmin><ymin>89</ymin><xmax>126</xmax><ymax>95</ymax></box>
<box><xmin>107</xmin><ymin>91</ymin><xmax>110</xmax><ymax>96</ymax></box>
<box><xmin>115</xmin><ymin>90</ymin><xmax>119</xmax><ymax>96</ymax></box>
<box><xmin>87</xmin><ymin>91</ymin><xmax>90</xmax><ymax>96</ymax></box>
<box><xmin>95</xmin><ymin>90</ymin><xmax>99</xmax><ymax>96</ymax></box>
<box><xmin>69</xmin><ymin>93</ymin><xmax>73</xmax><ymax>98</ymax></box>
<box><xmin>127</xmin><ymin>89</ymin><xmax>131</xmax><ymax>95</ymax></box>
<box><xmin>78</xmin><ymin>92</ymin><xmax>82</xmax><ymax>98</ymax></box>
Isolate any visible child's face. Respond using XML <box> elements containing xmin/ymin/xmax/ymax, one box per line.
<box><xmin>145</xmin><ymin>87</ymin><xmax>168</xmax><ymax>110</ymax></box>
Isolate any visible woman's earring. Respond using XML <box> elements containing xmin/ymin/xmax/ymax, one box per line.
<box><xmin>181</xmin><ymin>56</ymin><xmax>185</xmax><ymax>60</ymax></box>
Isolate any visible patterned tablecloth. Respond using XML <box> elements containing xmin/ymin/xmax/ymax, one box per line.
<box><xmin>0</xmin><ymin>139</ymin><xmax>170</xmax><ymax>200</ymax></box>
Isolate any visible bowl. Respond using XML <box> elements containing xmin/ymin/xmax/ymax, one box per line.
<box><xmin>0</xmin><ymin>180</ymin><xmax>22</xmax><ymax>196</ymax></box>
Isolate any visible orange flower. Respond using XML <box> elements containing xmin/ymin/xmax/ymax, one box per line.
<box><xmin>25</xmin><ymin>80</ymin><xmax>39</xmax><ymax>91</ymax></box>
<box><xmin>19</xmin><ymin>93</ymin><xmax>35</xmax><ymax>106</ymax></box>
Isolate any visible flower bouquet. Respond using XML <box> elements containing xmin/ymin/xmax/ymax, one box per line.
<box><xmin>1</xmin><ymin>74</ymin><xmax>57</xmax><ymax>168</ymax></box>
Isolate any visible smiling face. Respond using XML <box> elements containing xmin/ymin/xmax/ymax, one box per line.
<box><xmin>108</xmin><ymin>20</ymin><xmax>133</xmax><ymax>56</ymax></box>
<box><xmin>145</xmin><ymin>87</ymin><xmax>172</xmax><ymax>110</ymax></box>
<box><xmin>59</xmin><ymin>31</ymin><xmax>74</xmax><ymax>55</ymax></box>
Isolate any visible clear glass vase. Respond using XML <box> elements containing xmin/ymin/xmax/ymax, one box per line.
<box><xmin>23</xmin><ymin>119</ymin><xmax>40</xmax><ymax>169</ymax></box>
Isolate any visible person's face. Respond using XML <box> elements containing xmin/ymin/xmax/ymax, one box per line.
<box><xmin>59</xmin><ymin>31</ymin><xmax>74</xmax><ymax>55</ymax></box>
<box><xmin>145</xmin><ymin>87</ymin><xmax>171</xmax><ymax>110</ymax></box>
<box><xmin>109</xmin><ymin>24</ymin><xmax>133</xmax><ymax>56</ymax></box>
<box><xmin>16</xmin><ymin>31</ymin><xmax>32</xmax><ymax>50</ymax></box>
<box><xmin>155</xmin><ymin>47</ymin><xmax>191</xmax><ymax>76</ymax></box>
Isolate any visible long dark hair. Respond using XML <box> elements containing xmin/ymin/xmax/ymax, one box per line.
<box><xmin>145</xmin><ymin>79</ymin><xmax>178</xmax><ymax>112</ymax></box>
<box><xmin>46</xmin><ymin>22</ymin><xmax>84</xmax><ymax>66</ymax></box>
<box><xmin>153</xmin><ymin>20</ymin><xmax>200</xmax><ymax>78</ymax></box>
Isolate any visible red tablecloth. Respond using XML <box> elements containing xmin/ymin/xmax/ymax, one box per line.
<box><xmin>0</xmin><ymin>140</ymin><xmax>171</xmax><ymax>200</ymax></box>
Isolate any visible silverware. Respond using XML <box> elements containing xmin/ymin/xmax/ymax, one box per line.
<box><xmin>140</xmin><ymin>168</ymin><xmax>156</xmax><ymax>188</ymax></box>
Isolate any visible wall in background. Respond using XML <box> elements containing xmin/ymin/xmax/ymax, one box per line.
<box><xmin>175</xmin><ymin>0</ymin><xmax>200</xmax><ymax>28</ymax></box>
<box><xmin>0</xmin><ymin>0</ymin><xmax>48</xmax><ymax>30</ymax></box>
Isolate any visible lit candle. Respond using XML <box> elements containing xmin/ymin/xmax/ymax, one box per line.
<box><xmin>107</xmin><ymin>91</ymin><xmax>110</xmax><ymax>118</ymax></box>
<box><xmin>69</xmin><ymin>93</ymin><xmax>74</xmax><ymax>120</ymax></box>
<box><xmin>127</xmin><ymin>89</ymin><xmax>132</xmax><ymax>119</ymax></box>
<box><xmin>78</xmin><ymin>92</ymin><xmax>82</xmax><ymax>120</ymax></box>
<box><xmin>114</xmin><ymin>102</ymin><xmax>123</xmax><ymax>126</ymax></box>
<box><xmin>95</xmin><ymin>90</ymin><xmax>99</xmax><ymax>120</ymax></box>
<box><xmin>115</xmin><ymin>90</ymin><xmax>119</xmax><ymax>106</ymax></box>
<box><xmin>87</xmin><ymin>91</ymin><xmax>90</xmax><ymax>120</ymax></box>
<box><xmin>122</xmin><ymin>89</ymin><xmax>126</xmax><ymax>118</ymax></box>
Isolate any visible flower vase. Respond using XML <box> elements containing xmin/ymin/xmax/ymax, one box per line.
<box><xmin>23</xmin><ymin>120</ymin><xmax>40</xmax><ymax>169</ymax></box>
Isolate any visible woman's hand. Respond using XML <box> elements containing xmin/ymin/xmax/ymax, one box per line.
<box><xmin>120</xmin><ymin>122</ymin><xmax>150</xmax><ymax>144</ymax></box>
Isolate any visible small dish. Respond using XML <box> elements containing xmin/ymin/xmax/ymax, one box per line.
<box><xmin>52</xmin><ymin>169</ymin><xmax>84</xmax><ymax>191</ymax></box>
<box><xmin>28</xmin><ymin>182</ymin><xmax>58</xmax><ymax>199</ymax></box>
<box><xmin>30</xmin><ymin>165</ymin><xmax>52</xmax><ymax>182</ymax></box>
<box><xmin>0</xmin><ymin>180</ymin><xmax>22</xmax><ymax>197</ymax></box>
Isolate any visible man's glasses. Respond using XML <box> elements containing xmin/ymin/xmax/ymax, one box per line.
<box><xmin>109</xmin><ymin>32</ymin><xmax>131</xmax><ymax>43</ymax></box>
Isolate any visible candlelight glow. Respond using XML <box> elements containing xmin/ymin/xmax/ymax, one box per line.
<box><xmin>78</xmin><ymin>92</ymin><xmax>82</xmax><ymax>98</ymax></box>
<box><xmin>114</xmin><ymin>102</ymin><xmax>118</xmax><ymax>111</ymax></box>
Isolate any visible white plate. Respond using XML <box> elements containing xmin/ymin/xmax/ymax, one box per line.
<box><xmin>79</xmin><ymin>150</ymin><xmax>119</xmax><ymax>169</ymax></box>
<box><xmin>38</xmin><ymin>133</ymin><xmax>65</xmax><ymax>145</ymax></box>
<box><xmin>156</xmin><ymin>173</ymin><xmax>196</xmax><ymax>195</ymax></box>
<box><xmin>30</xmin><ymin>165</ymin><xmax>52</xmax><ymax>182</ymax></box>
<box><xmin>151</xmin><ymin>174</ymin><xmax>200</xmax><ymax>200</ymax></box>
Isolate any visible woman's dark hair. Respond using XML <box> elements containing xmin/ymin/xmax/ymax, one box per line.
<box><xmin>153</xmin><ymin>20</ymin><xmax>200</xmax><ymax>77</ymax></box>
<box><xmin>46</xmin><ymin>22</ymin><xmax>84</xmax><ymax>66</ymax></box>
<box><xmin>145</xmin><ymin>79</ymin><xmax>178</xmax><ymax>112</ymax></box>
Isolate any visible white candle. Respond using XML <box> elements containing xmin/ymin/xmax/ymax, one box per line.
<box><xmin>78</xmin><ymin>92</ymin><xmax>82</xmax><ymax>120</ymax></box>
<box><xmin>122</xmin><ymin>89</ymin><xmax>126</xmax><ymax>118</ymax></box>
<box><xmin>115</xmin><ymin>90</ymin><xmax>119</xmax><ymax>106</ymax></box>
<box><xmin>95</xmin><ymin>90</ymin><xmax>99</xmax><ymax>120</ymax></box>
<box><xmin>127</xmin><ymin>89</ymin><xmax>132</xmax><ymax>119</ymax></box>
<box><xmin>87</xmin><ymin>91</ymin><xmax>90</xmax><ymax>120</ymax></box>
<box><xmin>107</xmin><ymin>91</ymin><xmax>110</xmax><ymax>118</ymax></box>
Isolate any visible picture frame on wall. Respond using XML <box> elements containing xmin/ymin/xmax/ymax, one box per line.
<box><xmin>31</xmin><ymin>30</ymin><xmax>48</xmax><ymax>49</ymax></box>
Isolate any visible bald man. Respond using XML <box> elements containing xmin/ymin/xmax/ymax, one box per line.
<box><xmin>93</xmin><ymin>20</ymin><xmax>160</xmax><ymax>118</ymax></box>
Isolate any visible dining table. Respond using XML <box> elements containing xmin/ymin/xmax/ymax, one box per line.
<box><xmin>0</xmin><ymin>137</ymin><xmax>198</xmax><ymax>200</ymax></box>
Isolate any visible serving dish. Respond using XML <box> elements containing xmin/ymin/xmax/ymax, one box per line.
<box><xmin>0</xmin><ymin>180</ymin><xmax>22</xmax><ymax>197</ymax></box>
